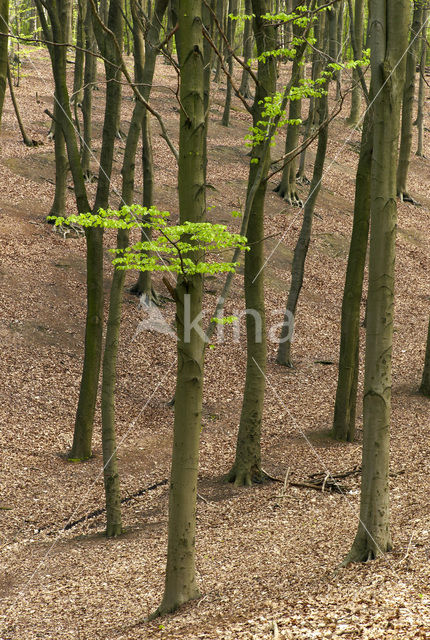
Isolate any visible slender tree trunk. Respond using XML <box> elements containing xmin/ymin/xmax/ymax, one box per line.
<box><xmin>131</xmin><ymin>0</ymin><xmax>169</xmax><ymax>298</ymax></box>
<box><xmin>396</xmin><ymin>1</ymin><xmax>423</xmax><ymax>202</ymax></box>
<box><xmin>221</xmin><ymin>0</ymin><xmax>238</xmax><ymax>126</ymax></box>
<box><xmin>49</xmin><ymin>99</ymin><xmax>68</xmax><ymax>217</ymax></box>
<box><xmin>420</xmin><ymin>316</ymin><xmax>430</xmax><ymax>397</ymax></box>
<box><xmin>347</xmin><ymin>0</ymin><xmax>364</xmax><ymax>125</ymax></box>
<box><xmin>81</xmin><ymin>1</ymin><xmax>96</xmax><ymax>176</ymax></box>
<box><xmin>332</xmin><ymin>108</ymin><xmax>373</xmax><ymax>441</ymax></box>
<box><xmin>227</xmin><ymin>0</ymin><xmax>277</xmax><ymax>486</ymax></box>
<box><xmin>415</xmin><ymin>8</ymin><xmax>428</xmax><ymax>157</ymax></box>
<box><xmin>239</xmin><ymin>0</ymin><xmax>253</xmax><ymax>99</ymax></box>
<box><xmin>0</xmin><ymin>0</ymin><xmax>9</xmax><ymax>130</ymax></box>
<box><xmin>154</xmin><ymin>0</ymin><xmax>206</xmax><ymax>615</ymax></box>
<box><xmin>276</xmin><ymin>91</ymin><xmax>329</xmax><ymax>366</ymax></box>
<box><xmin>344</xmin><ymin>0</ymin><xmax>408</xmax><ymax>564</ymax></box>
<box><xmin>274</xmin><ymin>0</ymin><xmax>304</xmax><ymax>205</ymax></box>
<box><xmin>72</xmin><ymin>0</ymin><xmax>86</xmax><ymax>105</ymax></box>
<box><xmin>6</xmin><ymin>62</ymin><xmax>34</xmax><ymax>146</ymax></box>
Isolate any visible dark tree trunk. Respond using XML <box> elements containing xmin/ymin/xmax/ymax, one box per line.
<box><xmin>332</xmin><ymin>108</ymin><xmax>373</xmax><ymax>442</ymax></box>
<box><xmin>227</xmin><ymin>0</ymin><xmax>277</xmax><ymax>486</ymax></box>
<box><xmin>0</xmin><ymin>0</ymin><xmax>9</xmax><ymax>129</ymax></box>
<box><xmin>420</xmin><ymin>316</ymin><xmax>430</xmax><ymax>397</ymax></box>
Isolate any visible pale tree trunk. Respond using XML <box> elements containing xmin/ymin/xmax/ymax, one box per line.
<box><xmin>396</xmin><ymin>1</ymin><xmax>423</xmax><ymax>202</ymax></box>
<box><xmin>0</xmin><ymin>0</ymin><xmax>9</xmax><ymax>130</ymax></box>
<box><xmin>153</xmin><ymin>0</ymin><xmax>206</xmax><ymax>615</ymax></box>
<box><xmin>344</xmin><ymin>0</ymin><xmax>408</xmax><ymax>564</ymax></box>
<box><xmin>420</xmin><ymin>316</ymin><xmax>430</xmax><ymax>397</ymax></box>
<box><xmin>226</xmin><ymin>0</ymin><xmax>277</xmax><ymax>486</ymax></box>
<box><xmin>72</xmin><ymin>0</ymin><xmax>86</xmax><ymax>106</ymax></box>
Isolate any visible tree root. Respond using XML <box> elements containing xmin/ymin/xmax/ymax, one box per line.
<box><xmin>398</xmin><ymin>191</ymin><xmax>421</xmax><ymax>206</ymax></box>
<box><xmin>226</xmin><ymin>464</ymin><xmax>267</xmax><ymax>487</ymax></box>
<box><xmin>273</xmin><ymin>183</ymin><xmax>303</xmax><ymax>206</ymax></box>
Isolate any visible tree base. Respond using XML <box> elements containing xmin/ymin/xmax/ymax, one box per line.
<box><xmin>226</xmin><ymin>463</ymin><xmax>267</xmax><ymax>487</ymax></box>
<box><xmin>342</xmin><ymin>537</ymin><xmax>392</xmax><ymax>566</ymax></box>
<box><xmin>148</xmin><ymin>587</ymin><xmax>201</xmax><ymax>620</ymax></box>
<box><xmin>273</xmin><ymin>183</ymin><xmax>303</xmax><ymax>207</ymax></box>
<box><xmin>397</xmin><ymin>191</ymin><xmax>420</xmax><ymax>206</ymax></box>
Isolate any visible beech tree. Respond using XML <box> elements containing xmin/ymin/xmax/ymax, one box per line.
<box><xmin>397</xmin><ymin>0</ymin><xmax>425</xmax><ymax>203</ymax></box>
<box><xmin>0</xmin><ymin>0</ymin><xmax>9</xmax><ymax>129</ymax></box>
<box><xmin>344</xmin><ymin>0</ymin><xmax>409</xmax><ymax>563</ymax></box>
<box><xmin>420</xmin><ymin>317</ymin><xmax>430</xmax><ymax>396</ymax></box>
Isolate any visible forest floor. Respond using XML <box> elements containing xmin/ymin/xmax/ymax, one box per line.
<box><xmin>1</xmin><ymin>49</ymin><xmax>430</xmax><ymax>640</ymax></box>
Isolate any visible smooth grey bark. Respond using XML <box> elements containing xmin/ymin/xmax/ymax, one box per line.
<box><xmin>344</xmin><ymin>0</ymin><xmax>408</xmax><ymax>564</ymax></box>
<box><xmin>81</xmin><ymin>1</ymin><xmax>96</xmax><ymax>176</ymax></box>
<box><xmin>72</xmin><ymin>0</ymin><xmax>86</xmax><ymax>105</ymax></box>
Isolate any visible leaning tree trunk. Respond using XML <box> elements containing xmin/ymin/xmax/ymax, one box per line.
<box><xmin>420</xmin><ymin>316</ymin><xmax>430</xmax><ymax>397</ymax></box>
<box><xmin>226</xmin><ymin>0</ymin><xmax>277</xmax><ymax>487</ymax></box>
<box><xmin>396</xmin><ymin>1</ymin><xmax>423</xmax><ymax>202</ymax></box>
<box><xmin>332</xmin><ymin>108</ymin><xmax>373</xmax><ymax>442</ymax></box>
<box><xmin>344</xmin><ymin>0</ymin><xmax>408</xmax><ymax>564</ymax></box>
<box><xmin>0</xmin><ymin>0</ymin><xmax>9</xmax><ymax>130</ymax></box>
<box><xmin>276</xmin><ymin>90</ymin><xmax>329</xmax><ymax>366</ymax></box>
<box><xmin>6</xmin><ymin>62</ymin><xmax>35</xmax><ymax>146</ymax></box>
<box><xmin>153</xmin><ymin>0</ymin><xmax>206</xmax><ymax>616</ymax></box>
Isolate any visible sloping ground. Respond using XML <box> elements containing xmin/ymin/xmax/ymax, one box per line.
<box><xmin>0</xmin><ymin>51</ymin><xmax>430</xmax><ymax>639</ymax></box>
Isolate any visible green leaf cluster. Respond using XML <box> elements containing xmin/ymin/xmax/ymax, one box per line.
<box><xmin>49</xmin><ymin>205</ymin><xmax>248</xmax><ymax>279</ymax></box>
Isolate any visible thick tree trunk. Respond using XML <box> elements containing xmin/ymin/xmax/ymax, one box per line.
<box><xmin>0</xmin><ymin>0</ymin><xmax>9</xmax><ymax>130</ymax></box>
<box><xmin>397</xmin><ymin>2</ymin><xmax>423</xmax><ymax>202</ymax></box>
<box><xmin>227</xmin><ymin>0</ymin><xmax>277</xmax><ymax>486</ymax></box>
<box><xmin>332</xmin><ymin>108</ymin><xmax>373</xmax><ymax>442</ymax></box>
<box><xmin>420</xmin><ymin>316</ymin><xmax>430</xmax><ymax>397</ymax></box>
<box><xmin>154</xmin><ymin>0</ymin><xmax>206</xmax><ymax>615</ymax></box>
<box><xmin>344</xmin><ymin>0</ymin><xmax>408</xmax><ymax>564</ymax></box>
<box><xmin>101</xmin><ymin>227</ymin><xmax>127</xmax><ymax>538</ymax></box>
<box><xmin>49</xmin><ymin>99</ymin><xmax>68</xmax><ymax>217</ymax></box>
